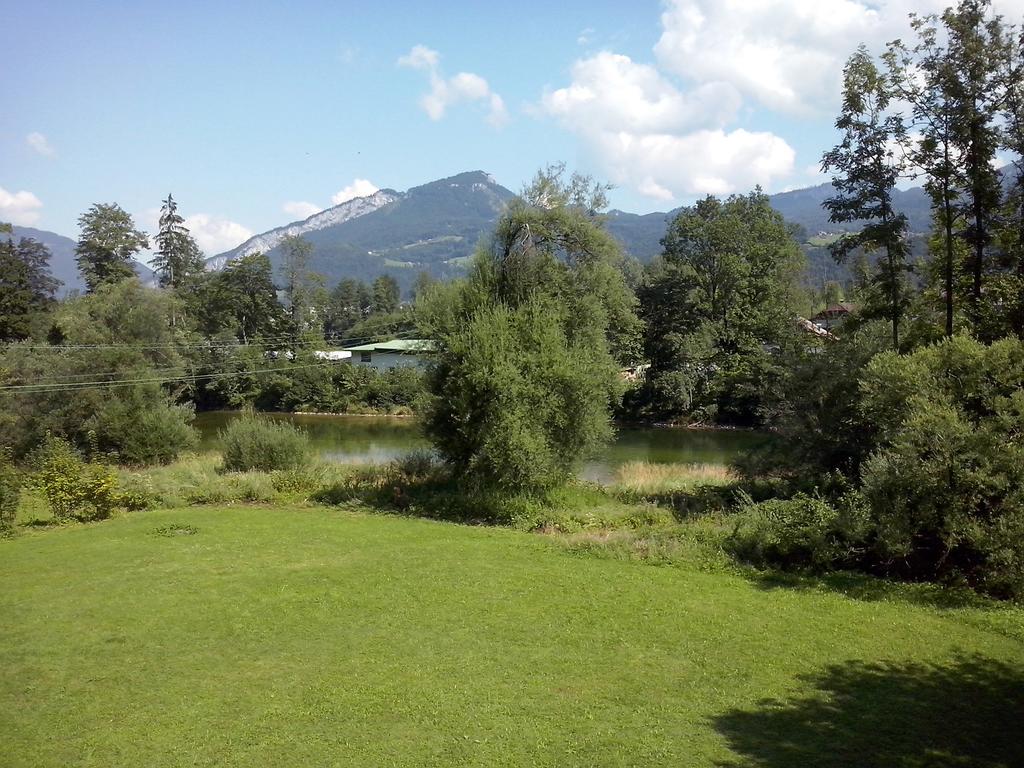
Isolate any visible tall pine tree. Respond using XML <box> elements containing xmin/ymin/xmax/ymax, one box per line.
<box><xmin>152</xmin><ymin>194</ymin><xmax>203</xmax><ymax>289</ymax></box>
<box><xmin>823</xmin><ymin>46</ymin><xmax>911</xmax><ymax>350</ymax></box>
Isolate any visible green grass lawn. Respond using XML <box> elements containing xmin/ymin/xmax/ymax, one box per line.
<box><xmin>2</xmin><ymin>505</ymin><xmax>1023</xmax><ymax>767</ymax></box>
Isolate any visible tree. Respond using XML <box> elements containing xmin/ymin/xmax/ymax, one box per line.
<box><xmin>997</xmin><ymin>24</ymin><xmax>1024</xmax><ymax>337</ymax></box>
<box><xmin>75</xmin><ymin>203</ymin><xmax>149</xmax><ymax>292</ymax></box>
<box><xmin>420</xmin><ymin>165</ymin><xmax>634</xmax><ymax>492</ymax></box>
<box><xmin>485</xmin><ymin>162</ymin><xmax>641</xmax><ymax>365</ymax></box>
<box><xmin>823</xmin><ymin>47</ymin><xmax>911</xmax><ymax>350</ymax></box>
<box><xmin>887</xmin><ymin>15</ymin><xmax>968</xmax><ymax>338</ymax></box>
<box><xmin>371</xmin><ymin>274</ymin><xmax>400</xmax><ymax>315</ymax></box>
<box><xmin>943</xmin><ymin>1</ymin><xmax>1008</xmax><ymax>325</ymax></box>
<box><xmin>152</xmin><ymin>194</ymin><xmax>203</xmax><ymax>289</ymax></box>
<box><xmin>325</xmin><ymin>278</ymin><xmax>371</xmax><ymax>338</ymax></box>
<box><xmin>279</xmin><ymin>235</ymin><xmax>324</xmax><ymax>352</ymax></box>
<box><xmin>637</xmin><ymin>190</ymin><xmax>805</xmax><ymax>425</ymax></box>
<box><xmin>410</xmin><ymin>271</ymin><xmax>437</xmax><ymax>302</ymax></box>
<box><xmin>0</xmin><ymin>280</ymin><xmax>197</xmax><ymax>463</ymax></box>
<box><xmin>0</xmin><ymin>225</ymin><xmax>61</xmax><ymax>341</ymax></box>
<box><xmin>192</xmin><ymin>253</ymin><xmax>286</xmax><ymax>342</ymax></box>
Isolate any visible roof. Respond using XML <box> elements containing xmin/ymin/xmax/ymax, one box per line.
<box><xmin>813</xmin><ymin>302</ymin><xmax>856</xmax><ymax>318</ymax></box>
<box><xmin>313</xmin><ymin>350</ymin><xmax>352</xmax><ymax>361</ymax></box>
<box><xmin>343</xmin><ymin>339</ymin><xmax>437</xmax><ymax>353</ymax></box>
<box><xmin>796</xmin><ymin>317</ymin><xmax>838</xmax><ymax>340</ymax></box>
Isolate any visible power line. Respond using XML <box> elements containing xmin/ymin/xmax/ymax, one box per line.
<box><xmin>0</xmin><ymin>329</ymin><xmax>421</xmax><ymax>353</ymax></box>
<box><xmin>0</xmin><ymin>330</ymin><xmax>430</xmax><ymax>392</ymax></box>
<box><xmin>0</xmin><ymin>360</ymin><xmax>344</xmax><ymax>395</ymax></box>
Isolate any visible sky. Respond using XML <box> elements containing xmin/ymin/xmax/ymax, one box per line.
<box><xmin>3</xmin><ymin>0</ymin><xmax>1024</xmax><ymax>256</ymax></box>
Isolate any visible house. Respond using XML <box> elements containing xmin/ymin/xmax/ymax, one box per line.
<box><xmin>342</xmin><ymin>339</ymin><xmax>436</xmax><ymax>370</ymax></box>
<box><xmin>811</xmin><ymin>302</ymin><xmax>856</xmax><ymax>330</ymax></box>
<box><xmin>313</xmin><ymin>350</ymin><xmax>352</xmax><ymax>362</ymax></box>
<box><xmin>796</xmin><ymin>316</ymin><xmax>838</xmax><ymax>342</ymax></box>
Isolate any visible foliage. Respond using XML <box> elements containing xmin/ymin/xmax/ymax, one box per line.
<box><xmin>74</xmin><ymin>203</ymin><xmax>149</xmax><ymax>292</ymax></box>
<box><xmin>0</xmin><ymin>280</ymin><xmax>197</xmax><ymax>463</ymax></box>
<box><xmin>31</xmin><ymin>435</ymin><xmax>120</xmax><ymax>522</ymax></box>
<box><xmin>219</xmin><ymin>411</ymin><xmax>310</xmax><ymax>472</ymax></box>
<box><xmin>419</xmin><ymin>165</ymin><xmax>634</xmax><ymax>493</ymax></box>
<box><xmin>84</xmin><ymin>387</ymin><xmax>198</xmax><ymax>465</ymax></box>
<box><xmin>371</xmin><ymin>274</ymin><xmax>400</xmax><ymax>314</ymax></box>
<box><xmin>738</xmin><ymin>321</ymin><xmax>893</xmax><ymax>489</ymax></box>
<box><xmin>279</xmin><ymin>235</ymin><xmax>324</xmax><ymax>351</ymax></box>
<box><xmin>325</xmin><ymin>277</ymin><xmax>372</xmax><ymax>337</ymax></box>
<box><xmin>424</xmin><ymin>297</ymin><xmax>615</xmax><ymax>493</ymax></box>
<box><xmin>726</xmin><ymin>492</ymin><xmax>871</xmax><ymax>572</ymax></box>
<box><xmin>635</xmin><ymin>190</ymin><xmax>806</xmax><ymax>425</ymax></box>
<box><xmin>0</xmin><ymin>449</ymin><xmax>21</xmax><ymax>535</ymax></box>
<box><xmin>151</xmin><ymin>194</ymin><xmax>204</xmax><ymax>290</ymax></box>
<box><xmin>188</xmin><ymin>253</ymin><xmax>286</xmax><ymax>342</ymax></box>
<box><xmin>0</xmin><ymin>228</ymin><xmax>60</xmax><ymax>341</ymax></box>
<box><xmin>859</xmin><ymin>335</ymin><xmax>1024</xmax><ymax>597</ymax></box>
<box><xmin>823</xmin><ymin>46</ymin><xmax>911</xmax><ymax>350</ymax></box>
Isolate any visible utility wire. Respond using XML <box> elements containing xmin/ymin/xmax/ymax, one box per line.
<box><xmin>0</xmin><ymin>360</ymin><xmax>345</xmax><ymax>394</ymax></box>
<box><xmin>0</xmin><ymin>329</ymin><xmax>421</xmax><ymax>353</ymax></box>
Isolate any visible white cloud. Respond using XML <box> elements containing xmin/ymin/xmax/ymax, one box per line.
<box><xmin>540</xmin><ymin>52</ymin><xmax>793</xmax><ymax>200</ymax></box>
<box><xmin>654</xmin><ymin>0</ymin><xmax>1024</xmax><ymax>116</ymax></box>
<box><xmin>26</xmin><ymin>132</ymin><xmax>55</xmax><ymax>157</ymax></box>
<box><xmin>183</xmin><ymin>214</ymin><xmax>252</xmax><ymax>255</ymax></box>
<box><xmin>593</xmin><ymin>129</ymin><xmax>795</xmax><ymax>199</ymax></box>
<box><xmin>330</xmin><ymin>178</ymin><xmax>379</xmax><ymax>205</ymax></box>
<box><xmin>398</xmin><ymin>45</ymin><xmax>508</xmax><ymax>126</ymax></box>
<box><xmin>0</xmin><ymin>186</ymin><xmax>43</xmax><ymax>225</ymax></box>
<box><xmin>397</xmin><ymin>44</ymin><xmax>439</xmax><ymax>71</ymax></box>
<box><xmin>543</xmin><ymin>52</ymin><xmax>740</xmax><ymax>135</ymax></box>
<box><xmin>283</xmin><ymin>201</ymin><xmax>322</xmax><ymax>219</ymax></box>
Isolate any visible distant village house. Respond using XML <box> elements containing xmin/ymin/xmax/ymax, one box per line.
<box><xmin>342</xmin><ymin>339</ymin><xmax>436</xmax><ymax>370</ymax></box>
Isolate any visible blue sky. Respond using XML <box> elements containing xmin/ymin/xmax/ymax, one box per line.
<box><xmin>3</xmin><ymin>0</ymin><xmax>1023</xmax><ymax>254</ymax></box>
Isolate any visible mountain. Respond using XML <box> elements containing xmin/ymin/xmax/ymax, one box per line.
<box><xmin>768</xmin><ymin>183</ymin><xmax>934</xmax><ymax>235</ymax></box>
<box><xmin>207</xmin><ymin>171</ymin><xmax>948</xmax><ymax>292</ymax></box>
<box><xmin>208</xmin><ymin>171</ymin><xmax>515</xmax><ymax>292</ymax></box>
<box><xmin>10</xmin><ymin>225</ymin><xmax>156</xmax><ymax>295</ymax></box>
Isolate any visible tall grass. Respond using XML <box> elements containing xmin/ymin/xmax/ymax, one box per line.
<box><xmin>610</xmin><ymin>461</ymin><xmax>734</xmax><ymax>493</ymax></box>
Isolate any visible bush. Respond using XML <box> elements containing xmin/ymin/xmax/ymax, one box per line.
<box><xmin>726</xmin><ymin>492</ymin><xmax>870</xmax><ymax>572</ymax></box>
<box><xmin>86</xmin><ymin>389</ymin><xmax>198</xmax><ymax>465</ymax></box>
<box><xmin>32</xmin><ymin>436</ymin><xmax>120</xmax><ymax>522</ymax></box>
<box><xmin>859</xmin><ymin>336</ymin><xmax>1024</xmax><ymax>598</ymax></box>
<box><xmin>0</xmin><ymin>450</ymin><xmax>21</xmax><ymax>535</ymax></box>
<box><xmin>219</xmin><ymin>412</ymin><xmax>310</xmax><ymax>472</ymax></box>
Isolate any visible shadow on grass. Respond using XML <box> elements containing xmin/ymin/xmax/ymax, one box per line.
<box><xmin>714</xmin><ymin>654</ymin><xmax>1024</xmax><ymax>768</ymax></box>
<box><xmin>742</xmin><ymin>568</ymin><xmax>1002</xmax><ymax>612</ymax></box>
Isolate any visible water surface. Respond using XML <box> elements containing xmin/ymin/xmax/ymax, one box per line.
<box><xmin>194</xmin><ymin>412</ymin><xmax>764</xmax><ymax>479</ymax></box>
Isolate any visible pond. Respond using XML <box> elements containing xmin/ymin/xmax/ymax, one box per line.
<box><xmin>193</xmin><ymin>412</ymin><xmax>766</xmax><ymax>480</ymax></box>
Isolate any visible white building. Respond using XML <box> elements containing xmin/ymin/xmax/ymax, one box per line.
<box><xmin>342</xmin><ymin>339</ymin><xmax>436</xmax><ymax>370</ymax></box>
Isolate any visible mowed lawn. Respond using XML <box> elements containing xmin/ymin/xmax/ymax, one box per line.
<box><xmin>2</xmin><ymin>506</ymin><xmax>1023</xmax><ymax>767</ymax></box>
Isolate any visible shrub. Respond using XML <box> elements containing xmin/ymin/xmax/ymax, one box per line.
<box><xmin>726</xmin><ymin>492</ymin><xmax>870</xmax><ymax>572</ymax></box>
<box><xmin>86</xmin><ymin>389</ymin><xmax>198</xmax><ymax>465</ymax></box>
<box><xmin>219</xmin><ymin>412</ymin><xmax>310</xmax><ymax>472</ymax></box>
<box><xmin>32</xmin><ymin>436</ymin><xmax>120</xmax><ymax>522</ymax></box>
<box><xmin>859</xmin><ymin>336</ymin><xmax>1024</xmax><ymax>598</ymax></box>
<box><xmin>0</xmin><ymin>449</ymin><xmax>21</xmax><ymax>535</ymax></box>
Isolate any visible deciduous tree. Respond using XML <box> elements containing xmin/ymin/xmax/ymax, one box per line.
<box><xmin>75</xmin><ymin>203</ymin><xmax>149</xmax><ymax>292</ymax></box>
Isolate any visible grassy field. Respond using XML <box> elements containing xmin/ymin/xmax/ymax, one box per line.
<box><xmin>2</xmin><ymin>504</ymin><xmax>1023</xmax><ymax>767</ymax></box>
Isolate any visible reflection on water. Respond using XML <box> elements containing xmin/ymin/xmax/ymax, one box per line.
<box><xmin>193</xmin><ymin>412</ymin><xmax>765</xmax><ymax>478</ymax></box>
